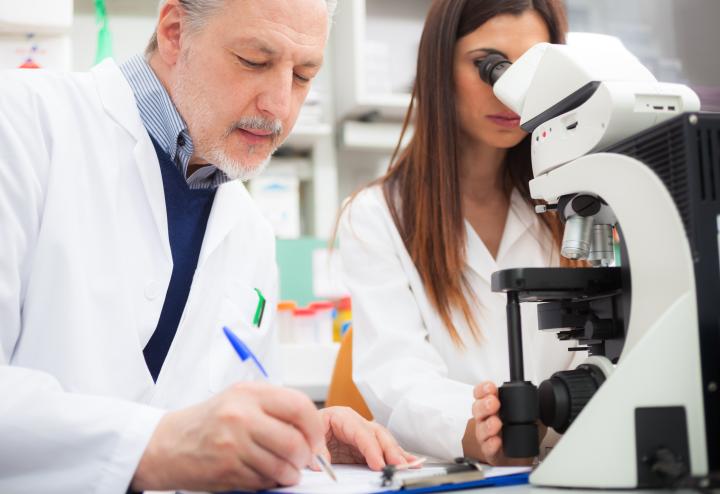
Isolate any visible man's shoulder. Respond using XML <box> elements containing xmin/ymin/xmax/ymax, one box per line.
<box><xmin>0</xmin><ymin>68</ymin><xmax>100</xmax><ymax>123</ymax></box>
<box><xmin>0</xmin><ymin>68</ymin><xmax>93</xmax><ymax>98</ymax></box>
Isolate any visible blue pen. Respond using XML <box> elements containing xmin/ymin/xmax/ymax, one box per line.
<box><xmin>221</xmin><ymin>326</ymin><xmax>339</xmax><ymax>482</ymax></box>
<box><xmin>223</xmin><ymin>326</ymin><xmax>268</xmax><ymax>378</ymax></box>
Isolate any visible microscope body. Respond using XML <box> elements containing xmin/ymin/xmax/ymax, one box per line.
<box><xmin>482</xmin><ymin>41</ymin><xmax>719</xmax><ymax>487</ymax></box>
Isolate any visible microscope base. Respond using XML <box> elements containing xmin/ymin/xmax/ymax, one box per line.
<box><xmin>530</xmin><ymin>292</ymin><xmax>707</xmax><ymax>488</ymax></box>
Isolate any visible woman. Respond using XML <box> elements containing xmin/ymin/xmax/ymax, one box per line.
<box><xmin>338</xmin><ymin>0</ymin><xmax>574</xmax><ymax>464</ymax></box>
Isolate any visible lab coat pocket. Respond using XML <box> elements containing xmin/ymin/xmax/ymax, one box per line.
<box><xmin>208</xmin><ymin>287</ymin><xmax>269</xmax><ymax>393</ymax></box>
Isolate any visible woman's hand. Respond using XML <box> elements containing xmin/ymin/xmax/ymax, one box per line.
<box><xmin>463</xmin><ymin>381</ymin><xmax>538</xmax><ymax>466</ymax></box>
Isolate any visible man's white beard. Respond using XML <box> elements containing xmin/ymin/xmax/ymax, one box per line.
<box><xmin>206</xmin><ymin>146</ymin><xmax>273</xmax><ymax>182</ymax></box>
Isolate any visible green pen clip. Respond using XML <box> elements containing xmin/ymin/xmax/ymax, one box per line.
<box><xmin>253</xmin><ymin>288</ymin><xmax>266</xmax><ymax>327</ymax></box>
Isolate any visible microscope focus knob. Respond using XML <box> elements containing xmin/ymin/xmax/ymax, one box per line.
<box><xmin>499</xmin><ymin>381</ymin><xmax>539</xmax><ymax>458</ymax></box>
<box><xmin>538</xmin><ymin>364</ymin><xmax>606</xmax><ymax>433</ymax></box>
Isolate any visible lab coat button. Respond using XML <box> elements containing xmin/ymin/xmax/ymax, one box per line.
<box><xmin>145</xmin><ymin>281</ymin><xmax>163</xmax><ymax>300</ymax></box>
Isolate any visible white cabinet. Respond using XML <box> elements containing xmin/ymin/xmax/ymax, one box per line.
<box><xmin>0</xmin><ymin>0</ymin><xmax>73</xmax><ymax>33</ymax></box>
<box><xmin>280</xmin><ymin>343</ymin><xmax>340</xmax><ymax>403</ymax></box>
<box><xmin>332</xmin><ymin>0</ymin><xmax>427</xmax><ymax>193</ymax></box>
<box><xmin>332</xmin><ymin>0</ymin><xmax>431</xmax><ymax>120</ymax></box>
<box><xmin>0</xmin><ymin>0</ymin><xmax>73</xmax><ymax>70</ymax></box>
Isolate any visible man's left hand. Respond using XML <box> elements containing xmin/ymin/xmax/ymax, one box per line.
<box><xmin>313</xmin><ymin>406</ymin><xmax>417</xmax><ymax>470</ymax></box>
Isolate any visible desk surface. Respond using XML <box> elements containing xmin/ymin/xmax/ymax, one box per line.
<box><xmin>465</xmin><ymin>485</ymin><xmax>677</xmax><ymax>494</ymax></box>
<box><xmin>148</xmin><ymin>485</ymin><xmax>679</xmax><ymax>494</ymax></box>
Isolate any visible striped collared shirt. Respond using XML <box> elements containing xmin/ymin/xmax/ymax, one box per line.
<box><xmin>119</xmin><ymin>54</ymin><xmax>229</xmax><ymax>190</ymax></box>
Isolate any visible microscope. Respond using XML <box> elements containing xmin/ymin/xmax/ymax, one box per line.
<box><xmin>477</xmin><ymin>39</ymin><xmax>720</xmax><ymax>488</ymax></box>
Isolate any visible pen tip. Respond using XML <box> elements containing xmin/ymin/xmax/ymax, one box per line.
<box><xmin>316</xmin><ymin>454</ymin><xmax>338</xmax><ymax>482</ymax></box>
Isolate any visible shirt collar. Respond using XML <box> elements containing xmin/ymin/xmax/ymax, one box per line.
<box><xmin>119</xmin><ymin>54</ymin><xmax>230</xmax><ymax>190</ymax></box>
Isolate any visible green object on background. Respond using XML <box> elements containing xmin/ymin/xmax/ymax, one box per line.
<box><xmin>276</xmin><ymin>237</ymin><xmax>330</xmax><ymax>306</ymax></box>
<box><xmin>94</xmin><ymin>0</ymin><xmax>113</xmax><ymax>64</ymax></box>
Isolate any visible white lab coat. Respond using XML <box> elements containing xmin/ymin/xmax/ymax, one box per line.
<box><xmin>0</xmin><ymin>60</ymin><xmax>279</xmax><ymax>493</ymax></box>
<box><xmin>339</xmin><ymin>186</ymin><xmax>581</xmax><ymax>459</ymax></box>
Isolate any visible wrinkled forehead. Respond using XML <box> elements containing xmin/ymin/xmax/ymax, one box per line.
<box><xmin>211</xmin><ymin>0</ymin><xmax>328</xmax><ymax>65</ymax></box>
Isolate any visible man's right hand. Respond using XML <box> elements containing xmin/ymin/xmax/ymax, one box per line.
<box><xmin>131</xmin><ymin>382</ymin><xmax>325</xmax><ymax>492</ymax></box>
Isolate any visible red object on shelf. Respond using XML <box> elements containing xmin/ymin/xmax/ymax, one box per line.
<box><xmin>293</xmin><ymin>308</ymin><xmax>316</xmax><ymax>317</ymax></box>
<box><xmin>19</xmin><ymin>59</ymin><xmax>41</xmax><ymax>69</ymax></box>
<box><xmin>336</xmin><ymin>297</ymin><xmax>352</xmax><ymax>311</ymax></box>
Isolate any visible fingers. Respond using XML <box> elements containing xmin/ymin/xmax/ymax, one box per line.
<box><xmin>334</xmin><ymin>409</ymin><xmax>387</xmax><ymax>470</ymax></box>
<box><xmin>473</xmin><ymin>381</ymin><xmax>497</xmax><ymax>400</ymax></box>
<box><xmin>374</xmin><ymin>425</ymin><xmax>412</xmax><ymax>467</ymax></box>
<box><xmin>321</xmin><ymin>407</ymin><xmax>416</xmax><ymax>471</ymax></box>
<box><xmin>219</xmin><ymin>461</ymin><xmax>277</xmax><ymax>493</ymax></box>
<box><xmin>472</xmin><ymin>393</ymin><xmax>500</xmax><ymax>423</ymax></box>
<box><xmin>251</xmin><ymin>384</ymin><xmax>326</xmax><ymax>452</ymax></box>
<box><xmin>238</xmin><ymin>441</ymin><xmax>301</xmax><ymax>488</ymax></box>
<box><xmin>249</xmin><ymin>413</ymin><xmax>314</xmax><ymax>470</ymax></box>
<box><xmin>473</xmin><ymin>413</ymin><xmax>502</xmax><ymax>444</ymax></box>
<box><xmin>470</xmin><ymin>383</ymin><xmax>503</xmax><ymax>465</ymax></box>
<box><xmin>480</xmin><ymin>435</ymin><xmax>503</xmax><ymax>465</ymax></box>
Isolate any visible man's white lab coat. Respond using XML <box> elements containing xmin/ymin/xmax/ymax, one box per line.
<box><xmin>0</xmin><ymin>59</ymin><xmax>278</xmax><ymax>493</ymax></box>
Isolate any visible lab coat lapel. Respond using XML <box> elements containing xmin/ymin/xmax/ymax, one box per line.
<box><xmin>464</xmin><ymin>220</ymin><xmax>498</xmax><ymax>284</ymax></box>
<box><xmin>496</xmin><ymin>189</ymin><xmax>538</xmax><ymax>262</ymax></box>
<box><xmin>464</xmin><ymin>189</ymin><xmax>538</xmax><ymax>281</ymax></box>
<box><xmin>198</xmin><ymin>179</ymin><xmax>246</xmax><ymax>268</ymax></box>
<box><xmin>91</xmin><ymin>59</ymin><xmax>172</xmax><ymax>262</ymax></box>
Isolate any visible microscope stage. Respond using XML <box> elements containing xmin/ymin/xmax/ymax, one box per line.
<box><xmin>491</xmin><ymin>267</ymin><xmax>622</xmax><ymax>303</ymax></box>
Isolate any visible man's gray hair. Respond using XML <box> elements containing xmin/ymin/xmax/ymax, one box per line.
<box><xmin>145</xmin><ymin>0</ymin><xmax>337</xmax><ymax>56</ymax></box>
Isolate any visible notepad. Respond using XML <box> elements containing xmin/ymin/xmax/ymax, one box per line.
<box><xmin>262</xmin><ymin>464</ymin><xmax>531</xmax><ymax>494</ymax></box>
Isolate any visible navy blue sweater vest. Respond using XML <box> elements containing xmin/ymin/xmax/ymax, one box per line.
<box><xmin>143</xmin><ymin>137</ymin><xmax>216</xmax><ymax>381</ymax></box>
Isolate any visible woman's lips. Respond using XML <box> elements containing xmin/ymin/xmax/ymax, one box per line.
<box><xmin>486</xmin><ymin>113</ymin><xmax>521</xmax><ymax>129</ymax></box>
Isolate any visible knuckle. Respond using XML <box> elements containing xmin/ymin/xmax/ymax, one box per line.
<box><xmin>487</xmin><ymin>396</ymin><xmax>499</xmax><ymax>412</ymax></box>
<box><xmin>472</xmin><ymin>400</ymin><xmax>484</xmax><ymax>418</ymax></box>
<box><xmin>216</xmin><ymin>405</ymin><xmax>249</xmax><ymax>428</ymax></box>
<box><xmin>211</xmin><ymin>427</ymin><xmax>238</xmax><ymax>453</ymax></box>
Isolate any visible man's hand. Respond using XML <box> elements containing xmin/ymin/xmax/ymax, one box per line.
<box><xmin>314</xmin><ymin>406</ymin><xmax>417</xmax><ymax>471</ymax></box>
<box><xmin>463</xmin><ymin>381</ymin><xmax>539</xmax><ymax>466</ymax></box>
<box><xmin>131</xmin><ymin>382</ymin><xmax>325</xmax><ymax>492</ymax></box>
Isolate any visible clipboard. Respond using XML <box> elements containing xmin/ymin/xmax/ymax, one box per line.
<box><xmin>384</xmin><ymin>457</ymin><xmax>530</xmax><ymax>493</ymax></box>
<box><xmin>224</xmin><ymin>463</ymin><xmax>531</xmax><ymax>494</ymax></box>
<box><xmin>387</xmin><ymin>471</ymin><xmax>529</xmax><ymax>493</ymax></box>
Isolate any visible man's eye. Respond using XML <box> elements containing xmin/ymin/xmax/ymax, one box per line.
<box><xmin>294</xmin><ymin>73</ymin><xmax>310</xmax><ymax>83</ymax></box>
<box><xmin>238</xmin><ymin>56</ymin><xmax>265</xmax><ymax>68</ymax></box>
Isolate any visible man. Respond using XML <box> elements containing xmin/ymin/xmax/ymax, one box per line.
<box><xmin>0</xmin><ymin>0</ymin><xmax>415</xmax><ymax>492</ymax></box>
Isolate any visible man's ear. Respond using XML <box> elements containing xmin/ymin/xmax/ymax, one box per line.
<box><xmin>155</xmin><ymin>0</ymin><xmax>184</xmax><ymax>66</ymax></box>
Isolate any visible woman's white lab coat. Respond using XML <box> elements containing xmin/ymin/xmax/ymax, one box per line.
<box><xmin>0</xmin><ymin>60</ymin><xmax>278</xmax><ymax>492</ymax></box>
<box><xmin>339</xmin><ymin>186</ymin><xmax>580</xmax><ymax>459</ymax></box>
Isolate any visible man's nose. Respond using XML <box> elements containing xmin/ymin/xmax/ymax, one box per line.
<box><xmin>256</xmin><ymin>69</ymin><xmax>293</xmax><ymax>122</ymax></box>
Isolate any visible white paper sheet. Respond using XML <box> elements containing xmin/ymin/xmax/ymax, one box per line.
<box><xmin>265</xmin><ymin>464</ymin><xmax>531</xmax><ymax>494</ymax></box>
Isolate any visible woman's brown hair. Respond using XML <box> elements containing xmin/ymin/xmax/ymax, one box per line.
<box><xmin>368</xmin><ymin>0</ymin><xmax>568</xmax><ymax>347</ymax></box>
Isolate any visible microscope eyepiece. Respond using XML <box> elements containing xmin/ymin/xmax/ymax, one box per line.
<box><xmin>476</xmin><ymin>53</ymin><xmax>512</xmax><ymax>86</ymax></box>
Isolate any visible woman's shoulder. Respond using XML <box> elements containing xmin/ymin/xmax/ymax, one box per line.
<box><xmin>339</xmin><ymin>183</ymin><xmax>402</xmax><ymax>243</ymax></box>
<box><xmin>344</xmin><ymin>183</ymin><xmax>387</xmax><ymax>212</ymax></box>
<box><xmin>340</xmin><ymin>184</ymin><xmax>392</xmax><ymax>225</ymax></box>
